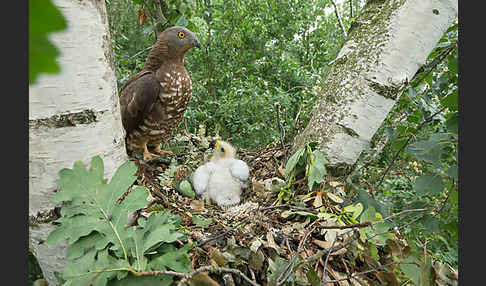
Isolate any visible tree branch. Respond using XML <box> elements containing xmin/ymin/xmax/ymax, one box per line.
<box><xmin>175</xmin><ymin>266</ymin><xmax>260</xmax><ymax>286</ymax></box>
<box><xmin>330</xmin><ymin>0</ymin><xmax>347</xmax><ymax>37</ymax></box>
<box><xmin>349</xmin><ymin>0</ymin><xmax>353</xmax><ymax>19</ymax></box>
<box><xmin>374</xmin><ymin>106</ymin><xmax>447</xmax><ymax>191</ymax></box>
<box><xmin>324</xmin><ymin>261</ymin><xmax>419</xmax><ymax>283</ymax></box>
<box><xmin>275</xmin><ymin>103</ymin><xmax>285</xmax><ymax>150</ymax></box>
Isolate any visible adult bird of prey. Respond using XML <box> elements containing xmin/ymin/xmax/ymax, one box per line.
<box><xmin>192</xmin><ymin>140</ymin><xmax>250</xmax><ymax>208</ymax></box>
<box><xmin>119</xmin><ymin>26</ymin><xmax>201</xmax><ymax>160</ymax></box>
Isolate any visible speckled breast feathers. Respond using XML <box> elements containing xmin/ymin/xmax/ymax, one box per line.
<box><xmin>119</xmin><ymin>26</ymin><xmax>200</xmax><ymax>155</ymax></box>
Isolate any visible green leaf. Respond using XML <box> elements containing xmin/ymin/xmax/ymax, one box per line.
<box><xmin>29</xmin><ymin>0</ymin><xmax>67</xmax><ymax>84</ymax></box>
<box><xmin>307</xmin><ymin>150</ymin><xmax>327</xmax><ymax>191</ymax></box>
<box><xmin>441</xmin><ymin>90</ymin><xmax>458</xmax><ymax>111</ymax></box>
<box><xmin>191</xmin><ymin>215</ymin><xmax>214</xmax><ymax>227</ymax></box>
<box><xmin>419</xmin><ymin>214</ymin><xmax>439</xmax><ymax>234</ymax></box>
<box><xmin>446</xmin><ymin>165</ymin><xmax>458</xmax><ymax>181</ymax></box>
<box><xmin>66</xmin><ymin>232</ymin><xmax>105</xmax><ymax>260</ymax></box>
<box><xmin>267</xmin><ymin>256</ymin><xmax>294</xmax><ymax>286</ymax></box>
<box><xmin>406</xmin><ymin>133</ymin><xmax>450</xmax><ymax>165</ymax></box>
<box><xmin>401</xmin><ymin>256</ymin><xmax>422</xmax><ymax>286</ymax></box>
<box><xmin>447</xmin><ymin>53</ymin><xmax>458</xmax><ymax>75</ymax></box>
<box><xmin>414</xmin><ymin>174</ymin><xmax>445</xmax><ymax>195</ymax></box>
<box><xmin>343</xmin><ymin>203</ymin><xmax>363</xmax><ymax>219</ymax></box>
<box><xmin>407</xmin><ymin>109</ymin><xmax>423</xmax><ymax>124</ymax></box>
<box><xmin>294</xmin><ymin>211</ymin><xmax>318</xmax><ymax>220</ymax></box>
<box><xmin>148</xmin><ymin>243</ymin><xmax>194</xmax><ymax>273</ymax></box>
<box><xmin>406</xmin><ymin>87</ymin><xmax>418</xmax><ymax>99</ymax></box>
<box><xmin>356</xmin><ymin>189</ymin><xmax>389</xmax><ymax>217</ymax></box>
<box><xmin>141</xmin><ymin>220</ymin><xmax>184</xmax><ymax>254</ymax></box>
<box><xmin>306</xmin><ymin>267</ymin><xmax>321</xmax><ymax>286</ymax></box>
<box><xmin>359</xmin><ymin>206</ymin><xmax>392</xmax><ymax>246</ymax></box>
<box><xmin>445</xmin><ymin>112</ymin><xmax>458</xmax><ymax>135</ymax></box>
<box><xmin>284</xmin><ymin>145</ymin><xmax>306</xmax><ymax>179</ymax></box>
<box><xmin>177</xmin><ymin>180</ymin><xmax>195</xmax><ymax>198</ymax></box>
<box><xmin>62</xmin><ymin>249</ymin><xmax>130</xmax><ymax>286</ymax></box>
<box><xmin>360</xmin><ymin>206</ymin><xmax>376</xmax><ymax>224</ymax></box>
<box><xmin>48</xmin><ymin>159</ymin><xmax>148</xmax><ymax>256</ymax></box>
<box><xmin>390</xmin><ymin>138</ymin><xmax>408</xmax><ymax>153</ymax></box>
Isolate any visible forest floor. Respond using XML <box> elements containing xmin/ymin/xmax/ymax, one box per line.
<box><xmin>125</xmin><ymin>131</ymin><xmax>455</xmax><ymax>286</ymax></box>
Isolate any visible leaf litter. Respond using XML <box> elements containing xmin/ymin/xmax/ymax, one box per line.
<box><xmin>49</xmin><ymin>126</ymin><xmax>458</xmax><ymax>285</ymax></box>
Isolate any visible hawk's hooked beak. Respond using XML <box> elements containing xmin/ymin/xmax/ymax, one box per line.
<box><xmin>194</xmin><ymin>37</ymin><xmax>201</xmax><ymax>49</ymax></box>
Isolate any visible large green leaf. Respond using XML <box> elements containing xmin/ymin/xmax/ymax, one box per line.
<box><xmin>406</xmin><ymin>133</ymin><xmax>450</xmax><ymax>165</ymax></box>
<box><xmin>307</xmin><ymin>150</ymin><xmax>327</xmax><ymax>191</ymax></box>
<box><xmin>401</xmin><ymin>256</ymin><xmax>422</xmax><ymax>286</ymax></box>
<box><xmin>419</xmin><ymin>214</ymin><xmax>439</xmax><ymax>234</ymax></box>
<box><xmin>284</xmin><ymin>145</ymin><xmax>306</xmax><ymax>179</ymax></box>
<box><xmin>29</xmin><ymin>0</ymin><xmax>67</xmax><ymax>84</ymax></box>
<box><xmin>47</xmin><ymin>158</ymin><xmax>148</xmax><ymax>256</ymax></box>
<box><xmin>414</xmin><ymin>174</ymin><xmax>445</xmax><ymax>195</ymax></box>
<box><xmin>46</xmin><ymin>157</ymin><xmax>148</xmax><ymax>283</ymax></box>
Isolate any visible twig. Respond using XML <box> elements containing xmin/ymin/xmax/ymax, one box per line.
<box><xmin>197</xmin><ymin>219</ymin><xmax>248</xmax><ymax>247</ymax></box>
<box><xmin>376</xmin><ymin>208</ymin><xmax>427</xmax><ymax>224</ymax></box>
<box><xmin>321</xmin><ymin>237</ymin><xmax>337</xmax><ymax>285</ymax></box>
<box><xmin>175</xmin><ymin>266</ymin><xmax>260</xmax><ymax>286</ymax></box>
<box><xmin>319</xmin><ymin>221</ymin><xmax>372</xmax><ymax>230</ymax></box>
<box><xmin>276</xmin><ymin>224</ymin><xmax>318</xmax><ymax>286</ymax></box>
<box><xmin>349</xmin><ymin>0</ymin><xmax>353</xmax><ymax>19</ymax></box>
<box><xmin>300</xmin><ymin>229</ymin><xmax>357</xmax><ymax>266</ymax></box>
<box><xmin>330</xmin><ymin>0</ymin><xmax>347</xmax><ymax>37</ymax></box>
<box><xmin>275</xmin><ymin>103</ymin><xmax>285</xmax><ymax>150</ymax></box>
<box><xmin>294</xmin><ymin>103</ymin><xmax>303</xmax><ymax>125</ymax></box>
<box><xmin>374</xmin><ymin>106</ymin><xmax>447</xmax><ymax>191</ymax></box>
<box><xmin>412</xmin><ymin>42</ymin><xmax>457</xmax><ymax>88</ymax></box>
<box><xmin>323</xmin><ymin>261</ymin><xmax>419</xmax><ymax>283</ymax></box>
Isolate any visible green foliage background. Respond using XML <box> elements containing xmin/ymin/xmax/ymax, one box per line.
<box><xmin>107</xmin><ymin>0</ymin><xmax>358</xmax><ymax>148</ymax></box>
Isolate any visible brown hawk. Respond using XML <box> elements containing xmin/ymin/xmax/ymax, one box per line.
<box><xmin>119</xmin><ymin>26</ymin><xmax>201</xmax><ymax>160</ymax></box>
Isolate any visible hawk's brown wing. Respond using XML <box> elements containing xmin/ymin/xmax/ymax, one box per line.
<box><xmin>119</xmin><ymin>71</ymin><xmax>161</xmax><ymax>134</ymax></box>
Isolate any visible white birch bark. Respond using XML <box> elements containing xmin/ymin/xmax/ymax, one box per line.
<box><xmin>293</xmin><ymin>0</ymin><xmax>458</xmax><ymax>174</ymax></box>
<box><xmin>29</xmin><ymin>0</ymin><xmax>127</xmax><ymax>284</ymax></box>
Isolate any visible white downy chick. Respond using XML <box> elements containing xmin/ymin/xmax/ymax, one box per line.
<box><xmin>193</xmin><ymin>140</ymin><xmax>249</xmax><ymax>208</ymax></box>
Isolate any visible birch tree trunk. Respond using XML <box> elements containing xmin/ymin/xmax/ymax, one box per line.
<box><xmin>292</xmin><ymin>0</ymin><xmax>458</xmax><ymax>175</ymax></box>
<box><xmin>29</xmin><ymin>0</ymin><xmax>127</xmax><ymax>284</ymax></box>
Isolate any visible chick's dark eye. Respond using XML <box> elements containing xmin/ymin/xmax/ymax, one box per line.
<box><xmin>221</xmin><ymin>147</ymin><xmax>225</xmax><ymax>153</ymax></box>
<box><xmin>178</xmin><ymin>31</ymin><xmax>185</xmax><ymax>38</ymax></box>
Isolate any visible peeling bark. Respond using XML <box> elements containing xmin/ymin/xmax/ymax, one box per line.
<box><xmin>29</xmin><ymin>0</ymin><xmax>128</xmax><ymax>284</ymax></box>
<box><xmin>292</xmin><ymin>0</ymin><xmax>458</xmax><ymax>175</ymax></box>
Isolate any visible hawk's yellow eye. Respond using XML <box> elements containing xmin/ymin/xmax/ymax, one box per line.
<box><xmin>178</xmin><ymin>31</ymin><xmax>185</xmax><ymax>39</ymax></box>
